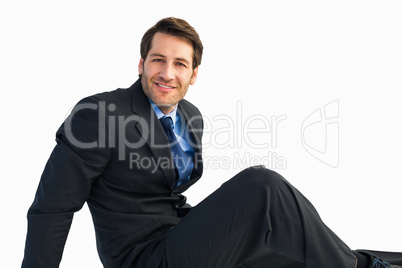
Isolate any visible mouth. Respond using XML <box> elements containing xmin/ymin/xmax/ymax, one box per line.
<box><xmin>155</xmin><ymin>82</ymin><xmax>175</xmax><ymax>92</ymax></box>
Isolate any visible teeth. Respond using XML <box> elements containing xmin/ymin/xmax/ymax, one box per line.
<box><xmin>157</xmin><ymin>83</ymin><xmax>174</xmax><ymax>89</ymax></box>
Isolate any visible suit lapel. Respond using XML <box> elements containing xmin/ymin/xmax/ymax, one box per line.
<box><xmin>129</xmin><ymin>81</ymin><xmax>176</xmax><ymax>187</ymax></box>
<box><xmin>176</xmin><ymin>101</ymin><xmax>204</xmax><ymax>189</ymax></box>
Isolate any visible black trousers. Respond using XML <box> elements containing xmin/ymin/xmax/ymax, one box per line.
<box><xmin>148</xmin><ymin>166</ymin><xmax>400</xmax><ymax>268</ymax></box>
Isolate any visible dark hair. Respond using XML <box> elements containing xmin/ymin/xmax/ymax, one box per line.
<box><xmin>140</xmin><ymin>17</ymin><xmax>203</xmax><ymax>70</ymax></box>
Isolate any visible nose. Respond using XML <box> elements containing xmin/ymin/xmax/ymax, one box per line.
<box><xmin>159</xmin><ymin>63</ymin><xmax>175</xmax><ymax>81</ymax></box>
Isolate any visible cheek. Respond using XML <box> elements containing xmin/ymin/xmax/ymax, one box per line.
<box><xmin>143</xmin><ymin>64</ymin><xmax>158</xmax><ymax>77</ymax></box>
<box><xmin>178</xmin><ymin>72</ymin><xmax>193</xmax><ymax>85</ymax></box>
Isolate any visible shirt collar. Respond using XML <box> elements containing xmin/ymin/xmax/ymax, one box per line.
<box><xmin>148</xmin><ymin>98</ymin><xmax>178</xmax><ymax>125</ymax></box>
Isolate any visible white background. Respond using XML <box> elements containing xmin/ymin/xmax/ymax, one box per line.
<box><xmin>1</xmin><ymin>1</ymin><xmax>401</xmax><ymax>267</ymax></box>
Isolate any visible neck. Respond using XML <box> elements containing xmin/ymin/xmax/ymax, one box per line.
<box><xmin>159</xmin><ymin>105</ymin><xmax>177</xmax><ymax>115</ymax></box>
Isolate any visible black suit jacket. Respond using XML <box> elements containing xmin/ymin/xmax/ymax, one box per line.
<box><xmin>22</xmin><ymin>80</ymin><xmax>204</xmax><ymax>267</ymax></box>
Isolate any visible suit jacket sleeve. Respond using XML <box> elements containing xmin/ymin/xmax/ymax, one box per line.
<box><xmin>22</xmin><ymin>96</ymin><xmax>111</xmax><ymax>267</ymax></box>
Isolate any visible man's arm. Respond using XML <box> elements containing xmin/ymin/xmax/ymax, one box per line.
<box><xmin>22</xmin><ymin>97</ymin><xmax>111</xmax><ymax>267</ymax></box>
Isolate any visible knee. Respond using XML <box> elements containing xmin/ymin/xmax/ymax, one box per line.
<box><xmin>229</xmin><ymin>165</ymin><xmax>289</xmax><ymax>192</ymax></box>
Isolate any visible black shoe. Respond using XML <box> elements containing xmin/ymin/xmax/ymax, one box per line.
<box><xmin>370</xmin><ymin>256</ymin><xmax>391</xmax><ymax>268</ymax></box>
<box><xmin>357</xmin><ymin>251</ymin><xmax>402</xmax><ymax>268</ymax></box>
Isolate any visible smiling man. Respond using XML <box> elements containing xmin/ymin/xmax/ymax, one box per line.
<box><xmin>22</xmin><ymin>17</ymin><xmax>401</xmax><ymax>268</ymax></box>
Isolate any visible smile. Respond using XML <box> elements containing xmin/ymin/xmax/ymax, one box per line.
<box><xmin>156</xmin><ymin>83</ymin><xmax>175</xmax><ymax>89</ymax></box>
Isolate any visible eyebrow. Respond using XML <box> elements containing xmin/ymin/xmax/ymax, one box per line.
<box><xmin>149</xmin><ymin>53</ymin><xmax>190</xmax><ymax>65</ymax></box>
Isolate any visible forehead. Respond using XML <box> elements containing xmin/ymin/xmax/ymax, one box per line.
<box><xmin>148</xmin><ymin>32</ymin><xmax>194</xmax><ymax>62</ymax></box>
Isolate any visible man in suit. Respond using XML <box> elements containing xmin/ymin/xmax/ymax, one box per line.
<box><xmin>23</xmin><ymin>17</ymin><xmax>401</xmax><ymax>268</ymax></box>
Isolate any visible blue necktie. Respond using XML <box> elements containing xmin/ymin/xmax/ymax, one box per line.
<box><xmin>159</xmin><ymin>116</ymin><xmax>194</xmax><ymax>186</ymax></box>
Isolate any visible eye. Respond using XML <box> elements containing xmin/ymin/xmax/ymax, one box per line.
<box><xmin>176</xmin><ymin>62</ymin><xmax>187</xmax><ymax>68</ymax></box>
<box><xmin>152</xmin><ymin>59</ymin><xmax>164</xmax><ymax>63</ymax></box>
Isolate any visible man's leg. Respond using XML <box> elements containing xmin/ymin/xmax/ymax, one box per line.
<box><xmin>163</xmin><ymin>166</ymin><xmax>357</xmax><ymax>268</ymax></box>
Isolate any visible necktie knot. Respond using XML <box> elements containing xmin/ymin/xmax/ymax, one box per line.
<box><xmin>159</xmin><ymin>116</ymin><xmax>174</xmax><ymax>132</ymax></box>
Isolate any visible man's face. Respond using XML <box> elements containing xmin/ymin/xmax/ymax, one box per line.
<box><xmin>139</xmin><ymin>32</ymin><xmax>198</xmax><ymax>114</ymax></box>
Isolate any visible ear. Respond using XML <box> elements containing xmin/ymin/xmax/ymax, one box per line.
<box><xmin>190</xmin><ymin>66</ymin><xmax>199</xmax><ymax>85</ymax></box>
<box><xmin>138</xmin><ymin>58</ymin><xmax>144</xmax><ymax>75</ymax></box>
